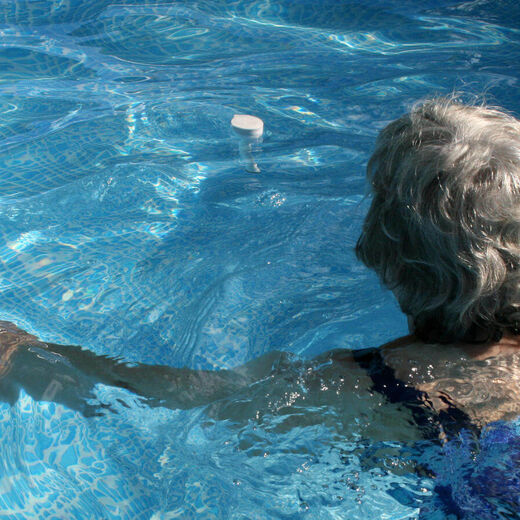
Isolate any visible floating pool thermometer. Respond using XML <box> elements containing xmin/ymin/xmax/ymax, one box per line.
<box><xmin>231</xmin><ymin>114</ymin><xmax>264</xmax><ymax>173</ymax></box>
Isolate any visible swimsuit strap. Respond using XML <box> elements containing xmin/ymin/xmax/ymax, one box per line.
<box><xmin>352</xmin><ymin>348</ymin><xmax>479</xmax><ymax>440</ymax></box>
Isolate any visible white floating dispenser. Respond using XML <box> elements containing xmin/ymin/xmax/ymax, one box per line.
<box><xmin>231</xmin><ymin>114</ymin><xmax>264</xmax><ymax>173</ymax></box>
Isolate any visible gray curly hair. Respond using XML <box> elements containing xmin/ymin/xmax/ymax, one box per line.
<box><xmin>356</xmin><ymin>98</ymin><xmax>520</xmax><ymax>343</ymax></box>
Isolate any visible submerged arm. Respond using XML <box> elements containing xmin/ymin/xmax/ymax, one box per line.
<box><xmin>43</xmin><ymin>341</ymin><xmax>285</xmax><ymax>410</ymax></box>
<box><xmin>0</xmin><ymin>321</ymin><xmax>285</xmax><ymax>414</ymax></box>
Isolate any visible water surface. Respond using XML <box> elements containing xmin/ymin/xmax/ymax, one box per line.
<box><xmin>0</xmin><ymin>0</ymin><xmax>519</xmax><ymax>518</ymax></box>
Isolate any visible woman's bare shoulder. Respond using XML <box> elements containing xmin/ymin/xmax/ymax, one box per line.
<box><xmin>380</xmin><ymin>331</ymin><xmax>520</xmax><ymax>361</ymax></box>
<box><xmin>380</xmin><ymin>332</ymin><xmax>520</xmax><ymax>425</ymax></box>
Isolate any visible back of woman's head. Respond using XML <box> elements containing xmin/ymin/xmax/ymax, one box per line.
<box><xmin>356</xmin><ymin>98</ymin><xmax>520</xmax><ymax>343</ymax></box>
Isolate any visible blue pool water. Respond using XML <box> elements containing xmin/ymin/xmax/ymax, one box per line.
<box><xmin>0</xmin><ymin>0</ymin><xmax>520</xmax><ymax>518</ymax></box>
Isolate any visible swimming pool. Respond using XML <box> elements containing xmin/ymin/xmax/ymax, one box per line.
<box><xmin>0</xmin><ymin>0</ymin><xmax>519</xmax><ymax>518</ymax></box>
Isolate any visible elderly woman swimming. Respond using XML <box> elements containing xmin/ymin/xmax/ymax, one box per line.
<box><xmin>0</xmin><ymin>99</ymin><xmax>519</xmax><ymax>433</ymax></box>
<box><xmin>1</xmin><ymin>99</ymin><xmax>520</xmax><ymax>517</ymax></box>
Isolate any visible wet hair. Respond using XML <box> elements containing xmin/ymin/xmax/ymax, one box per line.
<box><xmin>356</xmin><ymin>98</ymin><xmax>520</xmax><ymax>343</ymax></box>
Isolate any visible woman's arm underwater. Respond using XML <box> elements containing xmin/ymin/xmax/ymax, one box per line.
<box><xmin>2</xmin><ymin>321</ymin><xmax>519</xmax><ymax>430</ymax></box>
<box><xmin>41</xmin><ymin>341</ymin><xmax>286</xmax><ymax>411</ymax></box>
<box><xmin>0</xmin><ymin>321</ymin><xmax>289</xmax><ymax>415</ymax></box>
